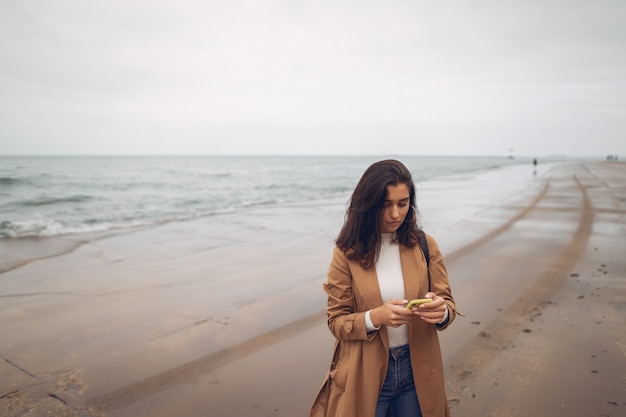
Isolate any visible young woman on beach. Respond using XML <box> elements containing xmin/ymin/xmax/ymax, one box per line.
<box><xmin>310</xmin><ymin>159</ymin><xmax>458</xmax><ymax>417</ymax></box>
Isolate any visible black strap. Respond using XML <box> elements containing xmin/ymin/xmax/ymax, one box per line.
<box><xmin>417</xmin><ymin>229</ymin><xmax>429</xmax><ymax>267</ymax></box>
<box><xmin>417</xmin><ymin>229</ymin><xmax>431</xmax><ymax>292</ymax></box>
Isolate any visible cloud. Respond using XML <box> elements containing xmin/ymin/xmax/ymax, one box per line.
<box><xmin>1</xmin><ymin>0</ymin><xmax>625</xmax><ymax>156</ymax></box>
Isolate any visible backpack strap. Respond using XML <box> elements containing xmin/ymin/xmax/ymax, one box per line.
<box><xmin>417</xmin><ymin>229</ymin><xmax>431</xmax><ymax>292</ymax></box>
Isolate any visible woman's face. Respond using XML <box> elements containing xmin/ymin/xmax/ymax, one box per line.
<box><xmin>380</xmin><ymin>183</ymin><xmax>410</xmax><ymax>233</ymax></box>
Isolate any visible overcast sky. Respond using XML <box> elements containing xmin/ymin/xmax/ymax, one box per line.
<box><xmin>1</xmin><ymin>0</ymin><xmax>625</xmax><ymax>157</ymax></box>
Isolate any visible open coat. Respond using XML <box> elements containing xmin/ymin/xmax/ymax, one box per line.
<box><xmin>310</xmin><ymin>233</ymin><xmax>457</xmax><ymax>417</ymax></box>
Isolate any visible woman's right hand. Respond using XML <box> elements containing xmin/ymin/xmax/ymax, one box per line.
<box><xmin>369</xmin><ymin>299</ymin><xmax>419</xmax><ymax>328</ymax></box>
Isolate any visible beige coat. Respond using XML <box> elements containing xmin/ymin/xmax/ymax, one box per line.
<box><xmin>310</xmin><ymin>233</ymin><xmax>457</xmax><ymax>417</ymax></box>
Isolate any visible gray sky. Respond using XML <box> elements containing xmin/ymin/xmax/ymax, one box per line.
<box><xmin>1</xmin><ymin>0</ymin><xmax>625</xmax><ymax>157</ymax></box>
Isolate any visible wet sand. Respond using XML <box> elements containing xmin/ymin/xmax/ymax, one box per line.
<box><xmin>1</xmin><ymin>161</ymin><xmax>624</xmax><ymax>416</ymax></box>
<box><xmin>440</xmin><ymin>162</ymin><xmax>626</xmax><ymax>416</ymax></box>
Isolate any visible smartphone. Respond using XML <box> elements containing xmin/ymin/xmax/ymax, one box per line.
<box><xmin>405</xmin><ymin>298</ymin><xmax>433</xmax><ymax>309</ymax></box>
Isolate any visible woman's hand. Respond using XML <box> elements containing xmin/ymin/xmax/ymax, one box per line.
<box><xmin>369</xmin><ymin>299</ymin><xmax>419</xmax><ymax>328</ymax></box>
<box><xmin>411</xmin><ymin>292</ymin><xmax>447</xmax><ymax>324</ymax></box>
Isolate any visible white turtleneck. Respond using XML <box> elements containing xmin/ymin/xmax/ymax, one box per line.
<box><xmin>371</xmin><ymin>232</ymin><xmax>409</xmax><ymax>347</ymax></box>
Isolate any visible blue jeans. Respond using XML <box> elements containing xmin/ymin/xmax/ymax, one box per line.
<box><xmin>375</xmin><ymin>344</ymin><xmax>422</xmax><ymax>417</ymax></box>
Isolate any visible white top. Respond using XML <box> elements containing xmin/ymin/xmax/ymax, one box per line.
<box><xmin>374</xmin><ymin>232</ymin><xmax>408</xmax><ymax>347</ymax></box>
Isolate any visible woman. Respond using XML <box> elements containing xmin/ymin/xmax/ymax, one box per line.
<box><xmin>310</xmin><ymin>159</ymin><xmax>458</xmax><ymax>417</ymax></box>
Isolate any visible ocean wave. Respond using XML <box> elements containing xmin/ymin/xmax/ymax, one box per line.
<box><xmin>0</xmin><ymin>218</ymin><xmax>151</xmax><ymax>239</ymax></box>
<box><xmin>0</xmin><ymin>176</ymin><xmax>28</xmax><ymax>186</ymax></box>
<box><xmin>0</xmin><ymin>219</ymin><xmax>63</xmax><ymax>238</ymax></box>
<box><xmin>19</xmin><ymin>195</ymin><xmax>95</xmax><ymax>207</ymax></box>
<box><xmin>201</xmin><ymin>172</ymin><xmax>232</xmax><ymax>179</ymax></box>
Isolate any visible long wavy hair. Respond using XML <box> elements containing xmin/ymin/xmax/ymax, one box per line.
<box><xmin>336</xmin><ymin>159</ymin><xmax>421</xmax><ymax>269</ymax></box>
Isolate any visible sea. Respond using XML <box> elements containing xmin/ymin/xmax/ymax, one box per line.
<box><xmin>0</xmin><ymin>155</ymin><xmax>570</xmax><ymax>239</ymax></box>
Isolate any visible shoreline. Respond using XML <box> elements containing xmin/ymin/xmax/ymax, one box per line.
<box><xmin>0</xmin><ymin>161</ymin><xmax>553</xmax><ymax>271</ymax></box>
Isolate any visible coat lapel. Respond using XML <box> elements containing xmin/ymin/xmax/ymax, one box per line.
<box><xmin>400</xmin><ymin>245</ymin><xmax>427</xmax><ymax>300</ymax></box>
<box><xmin>351</xmin><ymin>261</ymin><xmax>383</xmax><ymax>311</ymax></box>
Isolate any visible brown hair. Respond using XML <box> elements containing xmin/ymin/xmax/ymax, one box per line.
<box><xmin>336</xmin><ymin>159</ymin><xmax>421</xmax><ymax>269</ymax></box>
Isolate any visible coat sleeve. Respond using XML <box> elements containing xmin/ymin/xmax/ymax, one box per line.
<box><xmin>425</xmin><ymin>233</ymin><xmax>458</xmax><ymax>330</ymax></box>
<box><xmin>323</xmin><ymin>246</ymin><xmax>376</xmax><ymax>341</ymax></box>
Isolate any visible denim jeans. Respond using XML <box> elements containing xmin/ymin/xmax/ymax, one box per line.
<box><xmin>375</xmin><ymin>344</ymin><xmax>422</xmax><ymax>417</ymax></box>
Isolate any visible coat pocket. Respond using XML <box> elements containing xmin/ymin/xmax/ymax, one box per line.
<box><xmin>328</xmin><ymin>367</ymin><xmax>347</xmax><ymax>392</ymax></box>
<box><xmin>328</xmin><ymin>342</ymin><xmax>349</xmax><ymax>391</ymax></box>
<box><xmin>310</xmin><ymin>341</ymin><xmax>345</xmax><ymax>417</ymax></box>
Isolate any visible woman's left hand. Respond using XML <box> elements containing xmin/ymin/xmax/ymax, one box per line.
<box><xmin>411</xmin><ymin>292</ymin><xmax>447</xmax><ymax>324</ymax></box>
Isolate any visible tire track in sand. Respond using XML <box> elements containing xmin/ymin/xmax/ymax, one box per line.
<box><xmin>444</xmin><ymin>179</ymin><xmax>551</xmax><ymax>264</ymax></box>
<box><xmin>87</xmin><ymin>311</ymin><xmax>326</xmax><ymax>412</ymax></box>
<box><xmin>444</xmin><ymin>172</ymin><xmax>595</xmax><ymax>400</ymax></box>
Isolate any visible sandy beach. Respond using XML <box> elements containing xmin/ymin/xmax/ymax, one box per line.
<box><xmin>1</xmin><ymin>161</ymin><xmax>625</xmax><ymax>417</ymax></box>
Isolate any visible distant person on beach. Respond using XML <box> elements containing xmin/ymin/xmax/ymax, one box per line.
<box><xmin>533</xmin><ymin>158</ymin><xmax>538</xmax><ymax>175</ymax></box>
<box><xmin>310</xmin><ymin>159</ymin><xmax>458</xmax><ymax>417</ymax></box>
